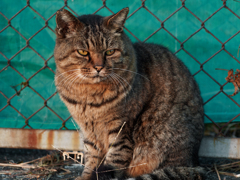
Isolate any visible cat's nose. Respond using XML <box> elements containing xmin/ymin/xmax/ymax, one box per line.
<box><xmin>94</xmin><ymin>65</ymin><xmax>103</xmax><ymax>72</ymax></box>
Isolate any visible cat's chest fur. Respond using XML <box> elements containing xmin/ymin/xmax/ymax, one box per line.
<box><xmin>62</xmin><ymin>95</ymin><xmax>130</xmax><ymax>152</ymax></box>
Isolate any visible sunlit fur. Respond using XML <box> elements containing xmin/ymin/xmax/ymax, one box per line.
<box><xmin>54</xmin><ymin>8</ymin><xmax>205</xmax><ymax>180</ymax></box>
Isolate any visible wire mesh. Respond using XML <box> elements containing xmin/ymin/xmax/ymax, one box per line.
<box><xmin>0</xmin><ymin>0</ymin><xmax>240</xmax><ymax>136</ymax></box>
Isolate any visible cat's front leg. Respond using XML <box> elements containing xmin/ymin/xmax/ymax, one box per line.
<box><xmin>76</xmin><ymin>140</ymin><xmax>103</xmax><ymax>180</ymax></box>
<box><xmin>103</xmin><ymin>133</ymin><xmax>133</xmax><ymax>175</ymax></box>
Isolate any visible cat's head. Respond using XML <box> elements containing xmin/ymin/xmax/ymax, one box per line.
<box><xmin>54</xmin><ymin>8</ymin><xmax>136</xmax><ymax>85</ymax></box>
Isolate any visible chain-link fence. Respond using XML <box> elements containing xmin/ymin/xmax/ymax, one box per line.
<box><xmin>0</xmin><ymin>0</ymin><xmax>240</xmax><ymax>136</ymax></box>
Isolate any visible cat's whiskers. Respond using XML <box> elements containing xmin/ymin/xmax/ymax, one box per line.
<box><xmin>67</xmin><ymin>74</ymin><xmax>87</xmax><ymax>96</ymax></box>
<box><xmin>55</xmin><ymin>69</ymin><xmax>80</xmax><ymax>79</ymax></box>
<box><xmin>114</xmin><ymin>73</ymin><xmax>134</xmax><ymax>96</ymax></box>
<box><xmin>64</xmin><ymin>72</ymin><xmax>84</xmax><ymax>90</ymax></box>
<box><xmin>55</xmin><ymin>71</ymin><xmax>79</xmax><ymax>87</ymax></box>
<box><xmin>109</xmin><ymin>74</ymin><xmax>127</xmax><ymax>104</ymax></box>
<box><xmin>115</xmin><ymin>72</ymin><xmax>137</xmax><ymax>105</ymax></box>
<box><xmin>110</xmin><ymin>73</ymin><xmax>128</xmax><ymax>104</ymax></box>
<box><xmin>108</xmin><ymin>74</ymin><xmax>118</xmax><ymax>91</ymax></box>
<box><xmin>113</xmin><ymin>68</ymin><xmax>149</xmax><ymax>81</ymax></box>
<box><xmin>62</xmin><ymin>74</ymin><xmax>81</xmax><ymax>97</ymax></box>
<box><xmin>78</xmin><ymin>74</ymin><xmax>87</xmax><ymax>83</ymax></box>
<box><xmin>74</xmin><ymin>74</ymin><xmax>87</xmax><ymax>94</ymax></box>
<box><xmin>58</xmin><ymin>72</ymin><xmax>79</xmax><ymax>88</ymax></box>
<box><xmin>51</xmin><ymin>69</ymin><xmax>80</xmax><ymax>90</ymax></box>
<box><xmin>114</xmin><ymin>73</ymin><xmax>133</xmax><ymax>91</ymax></box>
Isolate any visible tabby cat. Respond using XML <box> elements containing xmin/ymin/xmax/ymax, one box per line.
<box><xmin>54</xmin><ymin>8</ymin><xmax>205</xmax><ymax>180</ymax></box>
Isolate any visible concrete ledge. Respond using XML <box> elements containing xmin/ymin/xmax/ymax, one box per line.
<box><xmin>199</xmin><ymin>136</ymin><xmax>240</xmax><ymax>159</ymax></box>
<box><xmin>0</xmin><ymin>128</ymin><xmax>239</xmax><ymax>159</ymax></box>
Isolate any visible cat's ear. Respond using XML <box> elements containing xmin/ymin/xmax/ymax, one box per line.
<box><xmin>55</xmin><ymin>9</ymin><xmax>84</xmax><ymax>38</ymax></box>
<box><xmin>103</xmin><ymin>7</ymin><xmax>129</xmax><ymax>34</ymax></box>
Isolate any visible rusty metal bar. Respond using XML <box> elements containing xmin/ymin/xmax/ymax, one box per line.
<box><xmin>0</xmin><ymin>128</ymin><xmax>84</xmax><ymax>151</ymax></box>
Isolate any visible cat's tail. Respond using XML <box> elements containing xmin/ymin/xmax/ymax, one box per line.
<box><xmin>91</xmin><ymin>166</ymin><xmax>206</xmax><ymax>180</ymax></box>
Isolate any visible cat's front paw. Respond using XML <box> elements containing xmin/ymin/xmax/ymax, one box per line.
<box><xmin>75</xmin><ymin>176</ymin><xmax>82</xmax><ymax>180</ymax></box>
<box><xmin>75</xmin><ymin>176</ymin><xmax>89</xmax><ymax>180</ymax></box>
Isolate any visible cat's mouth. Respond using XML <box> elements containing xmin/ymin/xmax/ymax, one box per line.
<box><xmin>85</xmin><ymin>73</ymin><xmax>110</xmax><ymax>83</ymax></box>
<box><xmin>80</xmin><ymin>68</ymin><xmax>112</xmax><ymax>83</ymax></box>
<box><xmin>87</xmin><ymin>73</ymin><xmax>106</xmax><ymax>78</ymax></box>
<box><xmin>86</xmin><ymin>70</ymin><xmax>110</xmax><ymax>78</ymax></box>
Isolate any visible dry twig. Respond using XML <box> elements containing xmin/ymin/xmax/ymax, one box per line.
<box><xmin>0</xmin><ymin>163</ymin><xmax>37</xmax><ymax>169</ymax></box>
<box><xmin>219</xmin><ymin>171</ymin><xmax>240</xmax><ymax>178</ymax></box>
<box><xmin>214</xmin><ymin>163</ymin><xmax>222</xmax><ymax>180</ymax></box>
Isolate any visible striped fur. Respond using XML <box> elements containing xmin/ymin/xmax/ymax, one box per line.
<box><xmin>91</xmin><ymin>166</ymin><xmax>206</xmax><ymax>180</ymax></box>
<box><xmin>54</xmin><ymin>8</ymin><xmax>205</xmax><ymax>180</ymax></box>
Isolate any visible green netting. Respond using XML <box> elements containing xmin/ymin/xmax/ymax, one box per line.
<box><xmin>0</xmin><ymin>0</ymin><xmax>240</xmax><ymax>130</ymax></box>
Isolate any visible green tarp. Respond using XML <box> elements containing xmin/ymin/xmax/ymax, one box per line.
<box><xmin>0</xmin><ymin>0</ymin><xmax>240</xmax><ymax>130</ymax></box>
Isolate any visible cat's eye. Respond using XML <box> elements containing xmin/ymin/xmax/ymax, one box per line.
<box><xmin>77</xmin><ymin>50</ymin><xmax>89</xmax><ymax>56</ymax></box>
<box><xmin>105</xmin><ymin>49</ymin><xmax>115</xmax><ymax>56</ymax></box>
